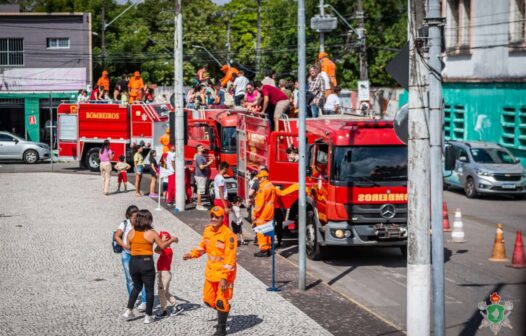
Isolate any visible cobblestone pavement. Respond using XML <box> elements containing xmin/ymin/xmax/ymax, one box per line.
<box><xmin>0</xmin><ymin>173</ymin><xmax>332</xmax><ymax>336</ymax></box>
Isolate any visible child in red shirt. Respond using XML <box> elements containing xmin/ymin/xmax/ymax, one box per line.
<box><xmin>156</xmin><ymin>231</ymin><xmax>178</xmax><ymax>316</ymax></box>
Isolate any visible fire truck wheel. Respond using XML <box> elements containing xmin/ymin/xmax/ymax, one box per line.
<box><xmin>23</xmin><ymin>149</ymin><xmax>39</xmax><ymax>164</ymax></box>
<box><xmin>86</xmin><ymin>147</ymin><xmax>101</xmax><ymax>172</ymax></box>
<box><xmin>306</xmin><ymin>210</ymin><xmax>325</xmax><ymax>260</ymax></box>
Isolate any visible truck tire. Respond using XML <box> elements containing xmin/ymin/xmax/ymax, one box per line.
<box><xmin>306</xmin><ymin>210</ymin><xmax>325</xmax><ymax>260</ymax></box>
<box><xmin>23</xmin><ymin>149</ymin><xmax>39</xmax><ymax>164</ymax></box>
<box><xmin>85</xmin><ymin>147</ymin><xmax>101</xmax><ymax>172</ymax></box>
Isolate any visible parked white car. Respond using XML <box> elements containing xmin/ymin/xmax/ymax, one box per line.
<box><xmin>0</xmin><ymin>131</ymin><xmax>51</xmax><ymax>164</ymax></box>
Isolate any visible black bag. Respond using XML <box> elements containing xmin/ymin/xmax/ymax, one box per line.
<box><xmin>112</xmin><ymin>220</ymin><xmax>127</xmax><ymax>253</ymax></box>
<box><xmin>306</xmin><ymin>91</ymin><xmax>315</xmax><ymax>105</ymax></box>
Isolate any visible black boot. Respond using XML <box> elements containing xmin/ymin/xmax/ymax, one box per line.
<box><xmin>212</xmin><ymin>310</ymin><xmax>228</xmax><ymax>336</ymax></box>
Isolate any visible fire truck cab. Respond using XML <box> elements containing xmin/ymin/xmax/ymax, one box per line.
<box><xmin>237</xmin><ymin>114</ymin><xmax>408</xmax><ymax>260</ymax></box>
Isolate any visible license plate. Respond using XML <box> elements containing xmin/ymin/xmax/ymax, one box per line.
<box><xmin>386</xmin><ymin>228</ymin><xmax>401</xmax><ymax>239</ymax></box>
<box><xmin>502</xmin><ymin>183</ymin><xmax>516</xmax><ymax>189</ymax></box>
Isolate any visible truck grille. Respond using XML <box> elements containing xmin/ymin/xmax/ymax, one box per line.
<box><xmin>493</xmin><ymin>174</ymin><xmax>521</xmax><ymax>182</ymax></box>
<box><xmin>345</xmin><ymin>203</ymin><xmax>407</xmax><ymax>224</ymax></box>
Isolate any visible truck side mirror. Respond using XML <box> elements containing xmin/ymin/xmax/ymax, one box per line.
<box><xmin>444</xmin><ymin>145</ymin><xmax>456</xmax><ymax>171</ymax></box>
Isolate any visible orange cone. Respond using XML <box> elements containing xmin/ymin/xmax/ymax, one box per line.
<box><xmin>489</xmin><ymin>224</ymin><xmax>508</xmax><ymax>262</ymax></box>
<box><xmin>508</xmin><ymin>230</ymin><xmax>526</xmax><ymax>268</ymax></box>
<box><xmin>442</xmin><ymin>202</ymin><xmax>451</xmax><ymax>232</ymax></box>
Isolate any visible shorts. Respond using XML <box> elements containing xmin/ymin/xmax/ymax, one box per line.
<box><xmin>163</xmin><ymin>182</ymin><xmax>168</xmax><ymax>192</ymax></box>
<box><xmin>118</xmin><ymin>171</ymin><xmax>127</xmax><ymax>183</ymax></box>
<box><xmin>274</xmin><ymin>100</ymin><xmax>291</xmax><ymax>121</ymax></box>
<box><xmin>195</xmin><ymin>176</ymin><xmax>207</xmax><ymax>195</ymax></box>
<box><xmin>151</xmin><ymin>168</ymin><xmax>158</xmax><ymax>178</ymax></box>
<box><xmin>136</xmin><ymin>165</ymin><xmax>143</xmax><ymax>174</ymax></box>
<box><xmin>231</xmin><ymin>221</ymin><xmax>242</xmax><ymax>234</ymax></box>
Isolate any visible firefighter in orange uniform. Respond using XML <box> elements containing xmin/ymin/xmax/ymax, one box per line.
<box><xmin>128</xmin><ymin>71</ymin><xmax>145</xmax><ymax>103</ymax></box>
<box><xmin>96</xmin><ymin>70</ymin><xmax>110</xmax><ymax>92</ymax></box>
<box><xmin>252</xmin><ymin>170</ymin><xmax>276</xmax><ymax>257</ymax></box>
<box><xmin>319</xmin><ymin>52</ymin><xmax>337</xmax><ymax>87</ymax></box>
<box><xmin>159</xmin><ymin>128</ymin><xmax>170</xmax><ymax>154</ymax></box>
<box><xmin>183</xmin><ymin>206</ymin><xmax>237</xmax><ymax>336</ymax></box>
<box><xmin>220</xmin><ymin>65</ymin><xmax>239</xmax><ymax>88</ymax></box>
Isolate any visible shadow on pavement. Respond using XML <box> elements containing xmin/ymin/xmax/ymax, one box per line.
<box><xmin>228</xmin><ymin>314</ymin><xmax>263</xmax><ymax>334</ymax></box>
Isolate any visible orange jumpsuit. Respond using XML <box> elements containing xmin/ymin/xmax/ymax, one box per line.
<box><xmin>320</xmin><ymin>57</ymin><xmax>337</xmax><ymax>87</ymax></box>
<box><xmin>159</xmin><ymin>133</ymin><xmax>170</xmax><ymax>154</ymax></box>
<box><xmin>96</xmin><ymin>76</ymin><xmax>110</xmax><ymax>92</ymax></box>
<box><xmin>187</xmin><ymin>224</ymin><xmax>237</xmax><ymax>312</ymax></box>
<box><xmin>220</xmin><ymin>66</ymin><xmax>239</xmax><ymax>88</ymax></box>
<box><xmin>128</xmin><ymin>76</ymin><xmax>145</xmax><ymax>103</ymax></box>
<box><xmin>252</xmin><ymin>179</ymin><xmax>276</xmax><ymax>252</ymax></box>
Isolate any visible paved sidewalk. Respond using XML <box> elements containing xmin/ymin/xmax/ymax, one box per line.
<box><xmin>0</xmin><ymin>173</ymin><xmax>331</xmax><ymax>336</ymax></box>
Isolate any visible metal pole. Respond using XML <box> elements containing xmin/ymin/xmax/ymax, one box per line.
<box><xmin>319</xmin><ymin>0</ymin><xmax>325</xmax><ymax>52</ymax></box>
<box><xmin>174</xmin><ymin>0</ymin><xmax>185</xmax><ymax>212</ymax></box>
<box><xmin>407</xmin><ymin>0</ymin><xmax>431</xmax><ymax>335</ymax></box>
<box><xmin>357</xmin><ymin>0</ymin><xmax>367</xmax><ymax>80</ymax></box>
<box><xmin>428</xmin><ymin>0</ymin><xmax>445</xmax><ymax>334</ymax></box>
<box><xmin>226</xmin><ymin>17</ymin><xmax>231</xmax><ymax>65</ymax></box>
<box><xmin>101</xmin><ymin>0</ymin><xmax>106</xmax><ymax>67</ymax></box>
<box><xmin>256</xmin><ymin>0</ymin><xmax>261</xmax><ymax>77</ymax></box>
<box><xmin>156</xmin><ymin>174</ymin><xmax>162</xmax><ymax>211</ymax></box>
<box><xmin>297</xmin><ymin>0</ymin><xmax>307</xmax><ymax>291</ymax></box>
<box><xmin>49</xmin><ymin>92</ymin><xmax>53</xmax><ymax>172</ymax></box>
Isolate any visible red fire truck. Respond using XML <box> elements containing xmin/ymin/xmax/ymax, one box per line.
<box><xmin>57</xmin><ymin>102</ymin><xmax>172</xmax><ymax>171</ymax></box>
<box><xmin>237</xmin><ymin>114</ymin><xmax>408</xmax><ymax>260</ymax></box>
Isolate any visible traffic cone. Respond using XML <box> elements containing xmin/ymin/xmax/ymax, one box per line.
<box><xmin>489</xmin><ymin>224</ymin><xmax>508</xmax><ymax>262</ymax></box>
<box><xmin>451</xmin><ymin>208</ymin><xmax>466</xmax><ymax>242</ymax></box>
<box><xmin>508</xmin><ymin>230</ymin><xmax>526</xmax><ymax>268</ymax></box>
<box><xmin>443</xmin><ymin>201</ymin><xmax>451</xmax><ymax>232</ymax></box>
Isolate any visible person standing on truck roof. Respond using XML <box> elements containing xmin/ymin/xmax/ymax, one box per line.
<box><xmin>255</xmin><ymin>81</ymin><xmax>290</xmax><ymax>132</ymax></box>
<box><xmin>96</xmin><ymin>70</ymin><xmax>110</xmax><ymax>92</ymax></box>
<box><xmin>233</xmin><ymin>70</ymin><xmax>249</xmax><ymax>106</ymax></box>
<box><xmin>261</xmin><ymin>69</ymin><xmax>276</xmax><ymax>87</ymax></box>
<box><xmin>213</xmin><ymin>162</ymin><xmax>231</xmax><ymax>227</ymax></box>
<box><xmin>318</xmin><ymin>52</ymin><xmax>337</xmax><ymax>87</ymax></box>
<box><xmin>195</xmin><ymin>144</ymin><xmax>214</xmax><ymax>211</ymax></box>
<box><xmin>99</xmin><ymin>139</ymin><xmax>114</xmax><ymax>196</ymax></box>
<box><xmin>196</xmin><ymin>65</ymin><xmax>210</xmax><ymax>86</ymax></box>
<box><xmin>183</xmin><ymin>206</ymin><xmax>237</xmax><ymax>336</ymax></box>
<box><xmin>220</xmin><ymin>65</ymin><xmax>239</xmax><ymax>88</ymax></box>
<box><xmin>128</xmin><ymin>71</ymin><xmax>145</xmax><ymax>103</ymax></box>
<box><xmin>323</xmin><ymin>86</ymin><xmax>341</xmax><ymax>115</ymax></box>
<box><xmin>307</xmin><ymin>66</ymin><xmax>323</xmax><ymax>118</ymax></box>
<box><xmin>252</xmin><ymin>169</ymin><xmax>276</xmax><ymax>257</ymax></box>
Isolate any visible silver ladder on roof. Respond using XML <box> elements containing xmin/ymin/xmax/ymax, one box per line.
<box><xmin>280</xmin><ymin>114</ymin><xmax>294</xmax><ymax>149</ymax></box>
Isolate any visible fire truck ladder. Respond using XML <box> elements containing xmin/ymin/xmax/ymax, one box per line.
<box><xmin>280</xmin><ymin>114</ymin><xmax>294</xmax><ymax>148</ymax></box>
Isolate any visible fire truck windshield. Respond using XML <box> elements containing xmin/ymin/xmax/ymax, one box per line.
<box><xmin>221</xmin><ymin>126</ymin><xmax>237</xmax><ymax>154</ymax></box>
<box><xmin>331</xmin><ymin>146</ymin><xmax>408</xmax><ymax>186</ymax></box>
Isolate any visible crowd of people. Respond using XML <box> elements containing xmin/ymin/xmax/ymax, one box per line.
<box><xmin>77</xmin><ymin>70</ymin><xmax>168</xmax><ymax>105</ymax></box>
<box><xmin>187</xmin><ymin>52</ymin><xmax>342</xmax><ymax>122</ymax></box>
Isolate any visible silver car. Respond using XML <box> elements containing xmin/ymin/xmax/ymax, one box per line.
<box><xmin>444</xmin><ymin>141</ymin><xmax>526</xmax><ymax>199</ymax></box>
<box><xmin>0</xmin><ymin>131</ymin><xmax>51</xmax><ymax>164</ymax></box>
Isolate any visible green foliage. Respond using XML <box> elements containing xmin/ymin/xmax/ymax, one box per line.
<box><xmin>12</xmin><ymin>0</ymin><xmax>407</xmax><ymax>87</ymax></box>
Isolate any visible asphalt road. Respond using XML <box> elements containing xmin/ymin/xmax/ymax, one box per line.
<box><xmin>2</xmin><ymin>161</ymin><xmax>525</xmax><ymax>335</ymax></box>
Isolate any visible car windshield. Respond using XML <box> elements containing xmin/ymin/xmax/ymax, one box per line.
<box><xmin>221</xmin><ymin>126</ymin><xmax>237</xmax><ymax>153</ymax></box>
<box><xmin>331</xmin><ymin>146</ymin><xmax>408</xmax><ymax>186</ymax></box>
<box><xmin>470</xmin><ymin>148</ymin><xmax>516</xmax><ymax>164</ymax></box>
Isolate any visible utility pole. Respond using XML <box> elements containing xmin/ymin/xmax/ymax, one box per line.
<box><xmin>174</xmin><ymin>0</ymin><xmax>185</xmax><ymax>212</ymax></box>
<box><xmin>406</xmin><ymin>0</ymin><xmax>431</xmax><ymax>335</ymax></box>
<box><xmin>356</xmin><ymin>0</ymin><xmax>367</xmax><ymax>80</ymax></box>
<box><xmin>297</xmin><ymin>0</ymin><xmax>307</xmax><ymax>291</ymax></box>
<box><xmin>319</xmin><ymin>0</ymin><xmax>325</xmax><ymax>52</ymax></box>
<box><xmin>101</xmin><ymin>0</ymin><xmax>106</xmax><ymax>67</ymax></box>
<box><xmin>427</xmin><ymin>0</ymin><xmax>445</xmax><ymax>334</ymax></box>
<box><xmin>226</xmin><ymin>17</ymin><xmax>231</xmax><ymax>65</ymax></box>
<box><xmin>256</xmin><ymin>0</ymin><xmax>261</xmax><ymax>77</ymax></box>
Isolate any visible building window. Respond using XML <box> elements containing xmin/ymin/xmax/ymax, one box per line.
<box><xmin>46</xmin><ymin>38</ymin><xmax>70</xmax><ymax>49</ymax></box>
<box><xmin>510</xmin><ymin>0</ymin><xmax>526</xmax><ymax>45</ymax></box>
<box><xmin>0</xmin><ymin>38</ymin><xmax>24</xmax><ymax>66</ymax></box>
<box><xmin>445</xmin><ymin>0</ymin><xmax>471</xmax><ymax>51</ymax></box>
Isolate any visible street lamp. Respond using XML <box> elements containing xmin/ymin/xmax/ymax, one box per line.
<box><xmin>191</xmin><ymin>45</ymin><xmax>223</xmax><ymax>67</ymax></box>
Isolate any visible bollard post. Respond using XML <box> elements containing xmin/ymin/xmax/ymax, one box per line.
<box><xmin>266</xmin><ymin>222</ymin><xmax>281</xmax><ymax>292</ymax></box>
<box><xmin>155</xmin><ymin>175</ymin><xmax>162</xmax><ymax>211</ymax></box>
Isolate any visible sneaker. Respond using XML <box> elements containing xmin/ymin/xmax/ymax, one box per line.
<box><xmin>254</xmin><ymin>250</ymin><xmax>271</xmax><ymax>257</ymax></box>
<box><xmin>196</xmin><ymin>205</ymin><xmax>208</xmax><ymax>211</ymax></box>
<box><xmin>144</xmin><ymin>315</ymin><xmax>155</xmax><ymax>324</ymax></box>
<box><xmin>149</xmin><ymin>193</ymin><xmax>159</xmax><ymax>198</ymax></box>
<box><xmin>156</xmin><ymin>310</ymin><xmax>168</xmax><ymax>318</ymax></box>
<box><xmin>137</xmin><ymin>302</ymin><xmax>147</xmax><ymax>312</ymax></box>
<box><xmin>123</xmin><ymin>309</ymin><xmax>135</xmax><ymax>320</ymax></box>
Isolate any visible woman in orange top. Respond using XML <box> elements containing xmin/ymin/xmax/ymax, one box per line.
<box><xmin>122</xmin><ymin>209</ymin><xmax>178</xmax><ymax>324</ymax></box>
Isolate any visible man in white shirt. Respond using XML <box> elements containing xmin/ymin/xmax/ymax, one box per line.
<box><xmin>166</xmin><ymin>145</ymin><xmax>176</xmax><ymax>205</ymax></box>
<box><xmin>213</xmin><ymin>161</ymin><xmax>230</xmax><ymax>226</ymax></box>
<box><xmin>323</xmin><ymin>86</ymin><xmax>341</xmax><ymax>115</ymax></box>
<box><xmin>233</xmin><ymin>71</ymin><xmax>249</xmax><ymax>106</ymax></box>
